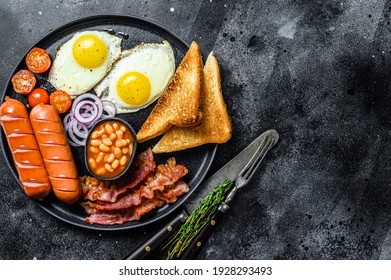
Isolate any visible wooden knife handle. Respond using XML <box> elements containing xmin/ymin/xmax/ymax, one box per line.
<box><xmin>179</xmin><ymin>208</ymin><xmax>226</xmax><ymax>260</ymax></box>
<box><xmin>124</xmin><ymin>210</ymin><xmax>187</xmax><ymax>260</ymax></box>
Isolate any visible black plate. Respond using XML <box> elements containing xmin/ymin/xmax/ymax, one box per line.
<box><xmin>0</xmin><ymin>15</ymin><xmax>217</xmax><ymax>231</ymax></box>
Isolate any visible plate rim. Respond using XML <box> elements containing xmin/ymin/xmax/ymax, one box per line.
<box><xmin>0</xmin><ymin>14</ymin><xmax>218</xmax><ymax>231</ymax></box>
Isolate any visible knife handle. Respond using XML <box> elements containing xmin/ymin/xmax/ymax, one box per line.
<box><xmin>179</xmin><ymin>206</ymin><xmax>227</xmax><ymax>260</ymax></box>
<box><xmin>124</xmin><ymin>210</ymin><xmax>187</xmax><ymax>260</ymax></box>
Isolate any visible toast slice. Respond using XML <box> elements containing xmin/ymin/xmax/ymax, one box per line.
<box><xmin>136</xmin><ymin>41</ymin><xmax>203</xmax><ymax>143</ymax></box>
<box><xmin>152</xmin><ymin>52</ymin><xmax>232</xmax><ymax>153</ymax></box>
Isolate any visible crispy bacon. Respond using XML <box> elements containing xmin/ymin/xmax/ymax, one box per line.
<box><xmin>86</xmin><ymin>199</ymin><xmax>165</xmax><ymax>225</ymax></box>
<box><xmin>80</xmin><ymin>191</ymin><xmax>142</xmax><ymax>214</ymax></box>
<box><xmin>83</xmin><ymin>159</ymin><xmax>188</xmax><ymax>212</ymax></box>
<box><xmin>141</xmin><ymin>158</ymin><xmax>188</xmax><ymax>192</ymax></box>
<box><xmin>156</xmin><ymin>181</ymin><xmax>190</xmax><ymax>204</ymax></box>
<box><xmin>82</xmin><ymin>148</ymin><xmax>156</xmax><ymax>202</ymax></box>
<box><xmin>81</xmin><ymin>149</ymin><xmax>190</xmax><ymax>225</ymax></box>
<box><xmin>86</xmin><ymin>181</ymin><xmax>190</xmax><ymax>225</ymax></box>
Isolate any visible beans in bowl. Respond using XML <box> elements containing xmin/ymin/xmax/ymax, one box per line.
<box><xmin>86</xmin><ymin>120</ymin><xmax>134</xmax><ymax>179</ymax></box>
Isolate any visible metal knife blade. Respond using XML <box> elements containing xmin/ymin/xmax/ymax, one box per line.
<box><xmin>184</xmin><ymin>129</ymin><xmax>279</xmax><ymax>213</ymax></box>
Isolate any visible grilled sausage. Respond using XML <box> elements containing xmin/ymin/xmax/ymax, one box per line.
<box><xmin>0</xmin><ymin>98</ymin><xmax>51</xmax><ymax>200</ymax></box>
<box><xmin>30</xmin><ymin>103</ymin><xmax>81</xmax><ymax>204</ymax></box>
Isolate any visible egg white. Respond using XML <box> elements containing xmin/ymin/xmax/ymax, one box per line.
<box><xmin>48</xmin><ymin>30</ymin><xmax>122</xmax><ymax>97</ymax></box>
<box><xmin>94</xmin><ymin>41</ymin><xmax>175</xmax><ymax>113</ymax></box>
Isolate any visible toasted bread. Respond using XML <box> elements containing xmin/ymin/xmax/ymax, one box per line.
<box><xmin>152</xmin><ymin>52</ymin><xmax>232</xmax><ymax>153</ymax></box>
<box><xmin>136</xmin><ymin>41</ymin><xmax>203</xmax><ymax>143</ymax></box>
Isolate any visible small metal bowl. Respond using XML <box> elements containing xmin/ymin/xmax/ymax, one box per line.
<box><xmin>84</xmin><ymin>117</ymin><xmax>137</xmax><ymax>181</ymax></box>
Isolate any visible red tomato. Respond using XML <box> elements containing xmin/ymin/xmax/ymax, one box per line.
<box><xmin>25</xmin><ymin>47</ymin><xmax>51</xmax><ymax>74</ymax></box>
<box><xmin>50</xmin><ymin>90</ymin><xmax>72</xmax><ymax>114</ymax></box>
<box><xmin>28</xmin><ymin>88</ymin><xmax>50</xmax><ymax>108</ymax></box>
<box><xmin>11</xmin><ymin>69</ymin><xmax>36</xmax><ymax>94</ymax></box>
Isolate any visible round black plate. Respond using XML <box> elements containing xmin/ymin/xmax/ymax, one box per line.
<box><xmin>0</xmin><ymin>15</ymin><xmax>217</xmax><ymax>231</ymax></box>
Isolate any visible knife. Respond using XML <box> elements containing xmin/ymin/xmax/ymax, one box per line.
<box><xmin>124</xmin><ymin>129</ymin><xmax>279</xmax><ymax>260</ymax></box>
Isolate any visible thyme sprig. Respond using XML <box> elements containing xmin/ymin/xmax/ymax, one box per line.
<box><xmin>165</xmin><ymin>179</ymin><xmax>233</xmax><ymax>259</ymax></box>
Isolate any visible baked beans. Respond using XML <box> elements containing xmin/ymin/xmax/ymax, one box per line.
<box><xmin>86</xmin><ymin>120</ymin><xmax>134</xmax><ymax>179</ymax></box>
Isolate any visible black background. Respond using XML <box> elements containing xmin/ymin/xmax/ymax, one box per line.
<box><xmin>1</xmin><ymin>0</ymin><xmax>391</xmax><ymax>260</ymax></box>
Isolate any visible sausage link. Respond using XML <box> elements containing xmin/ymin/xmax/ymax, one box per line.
<box><xmin>0</xmin><ymin>98</ymin><xmax>51</xmax><ymax>200</ymax></box>
<box><xmin>30</xmin><ymin>104</ymin><xmax>81</xmax><ymax>204</ymax></box>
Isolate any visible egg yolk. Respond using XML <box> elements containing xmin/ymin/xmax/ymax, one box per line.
<box><xmin>116</xmin><ymin>72</ymin><xmax>151</xmax><ymax>106</ymax></box>
<box><xmin>72</xmin><ymin>34</ymin><xmax>108</xmax><ymax>68</ymax></box>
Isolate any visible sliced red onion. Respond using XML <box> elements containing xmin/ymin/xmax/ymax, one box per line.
<box><xmin>63</xmin><ymin>113</ymin><xmax>74</xmax><ymax>128</ymax></box>
<box><xmin>63</xmin><ymin>93</ymin><xmax>116</xmax><ymax>147</ymax></box>
<box><xmin>79</xmin><ymin>107</ymin><xmax>94</xmax><ymax>116</ymax></box>
<box><xmin>72</xmin><ymin>120</ymin><xmax>89</xmax><ymax>138</ymax></box>
<box><xmin>67</xmin><ymin>137</ymin><xmax>83</xmax><ymax>147</ymax></box>
<box><xmin>64</xmin><ymin>119</ymin><xmax>86</xmax><ymax>147</ymax></box>
<box><xmin>80</xmin><ymin>111</ymin><xmax>95</xmax><ymax>118</ymax></box>
<box><xmin>85</xmin><ymin>120</ymin><xmax>97</xmax><ymax>129</ymax></box>
<box><xmin>71</xmin><ymin>93</ymin><xmax>102</xmax><ymax>112</ymax></box>
<box><xmin>102</xmin><ymin>100</ymin><xmax>117</xmax><ymax>117</ymax></box>
<box><xmin>67</xmin><ymin>126</ymin><xmax>86</xmax><ymax>146</ymax></box>
<box><xmin>74</xmin><ymin>100</ymin><xmax>99</xmax><ymax>124</ymax></box>
<box><xmin>63</xmin><ymin>116</ymin><xmax>73</xmax><ymax>131</ymax></box>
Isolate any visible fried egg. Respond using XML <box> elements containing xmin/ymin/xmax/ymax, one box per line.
<box><xmin>48</xmin><ymin>30</ymin><xmax>121</xmax><ymax>97</ymax></box>
<box><xmin>94</xmin><ymin>41</ymin><xmax>175</xmax><ymax>113</ymax></box>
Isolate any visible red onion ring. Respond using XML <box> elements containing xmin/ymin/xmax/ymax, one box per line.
<box><xmin>62</xmin><ymin>113</ymin><xmax>74</xmax><ymax>128</ymax></box>
<box><xmin>67</xmin><ymin>130</ymin><xmax>86</xmax><ymax>146</ymax></box>
<box><xmin>63</xmin><ymin>93</ymin><xmax>116</xmax><ymax>147</ymax></box>
<box><xmin>68</xmin><ymin>124</ymin><xmax>85</xmax><ymax>144</ymax></box>
<box><xmin>74</xmin><ymin>100</ymin><xmax>98</xmax><ymax>123</ymax></box>
<box><xmin>64</xmin><ymin>118</ymin><xmax>86</xmax><ymax>147</ymax></box>
<box><xmin>102</xmin><ymin>100</ymin><xmax>117</xmax><ymax>117</ymax></box>
<box><xmin>71</xmin><ymin>93</ymin><xmax>101</xmax><ymax>112</ymax></box>
<box><xmin>72</xmin><ymin>119</ymin><xmax>89</xmax><ymax>138</ymax></box>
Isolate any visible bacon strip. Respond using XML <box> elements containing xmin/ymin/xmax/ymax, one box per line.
<box><xmin>81</xmin><ymin>149</ymin><xmax>190</xmax><ymax>226</ymax></box>
<box><xmin>83</xmin><ymin>159</ymin><xmax>188</xmax><ymax>212</ymax></box>
<box><xmin>156</xmin><ymin>181</ymin><xmax>190</xmax><ymax>204</ymax></box>
<box><xmin>86</xmin><ymin>181</ymin><xmax>190</xmax><ymax>225</ymax></box>
<box><xmin>82</xmin><ymin>149</ymin><xmax>156</xmax><ymax>202</ymax></box>
<box><xmin>86</xmin><ymin>200</ymin><xmax>165</xmax><ymax>225</ymax></box>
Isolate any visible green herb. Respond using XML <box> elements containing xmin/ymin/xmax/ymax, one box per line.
<box><xmin>164</xmin><ymin>179</ymin><xmax>233</xmax><ymax>259</ymax></box>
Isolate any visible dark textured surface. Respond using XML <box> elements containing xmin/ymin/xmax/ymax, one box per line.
<box><xmin>1</xmin><ymin>0</ymin><xmax>391</xmax><ymax>260</ymax></box>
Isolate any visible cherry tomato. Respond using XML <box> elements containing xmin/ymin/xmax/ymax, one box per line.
<box><xmin>50</xmin><ymin>90</ymin><xmax>72</xmax><ymax>113</ymax></box>
<box><xmin>25</xmin><ymin>47</ymin><xmax>51</xmax><ymax>74</ymax></box>
<box><xmin>11</xmin><ymin>69</ymin><xmax>36</xmax><ymax>94</ymax></box>
<box><xmin>28</xmin><ymin>88</ymin><xmax>50</xmax><ymax>108</ymax></box>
